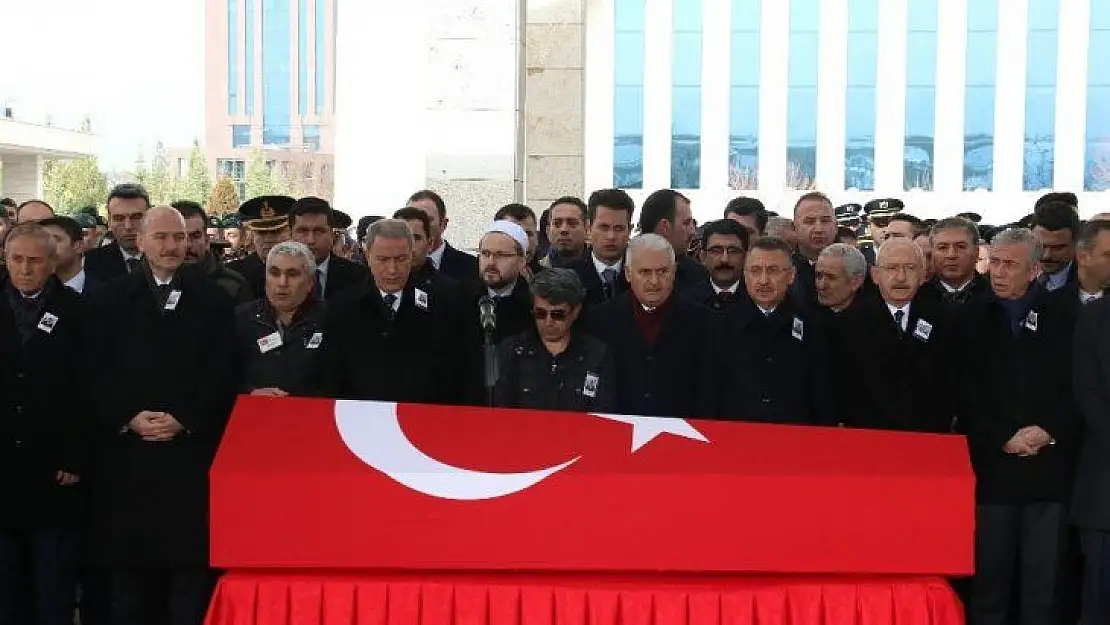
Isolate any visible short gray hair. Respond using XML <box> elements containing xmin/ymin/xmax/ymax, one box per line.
<box><xmin>929</xmin><ymin>217</ymin><xmax>980</xmax><ymax>246</ymax></box>
<box><xmin>876</xmin><ymin>238</ymin><xmax>926</xmax><ymax>267</ymax></box>
<box><xmin>4</xmin><ymin>223</ymin><xmax>57</xmax><ymax>260</ymax></box>
<box><xmin>625</xmin><ymin>233</ymin><xmax>675</xmax><ymax>266</ymax></box>
<box><xmin>531</xmin><ymin>268</ymin><xmax>586</xmax><ymax>306</ymax></box>
<box><xmin>1077</xmin><ymin>219</ymin><xmax>1110</xmax><ymax>252</ymax></box>
<box><xmin>991</xmin><ymin>227</ymin><xmax>1042</xmax><ymax>265</ymax></box>
<box><xmin>365</xmin><ymin>218</ymin><xmax>414</xmax><ymax>251</ymax></box>
<box><xmin>819</xmin><ymin>243</ymin><xmax>867</xmax><ymax>280</ymax></box>
<box><xmin>266</xmin><ymin>241</ymin><xmax>316</xmax><ymax>274</ymax></box>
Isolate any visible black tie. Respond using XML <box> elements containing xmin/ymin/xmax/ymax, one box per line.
<box><xmin>601</xmin><ymin>268</ymin><xmax>619</xmax><ymax>300</ymax></box>
<box><xmin>943</xmin><ymin>288</ymin><xmax>970</xmax><ymax>305</ymax></box>
<box><xmin>126</xmin><ymin>257</ymin><xmax>142</xmax><ymax>274</ymax></box>
<box><xmin>383</xmin><ymin>293</ymin><xmax>397</xmax><ymax>321</ymax></box>
<box><xmin>315</xmin><ymin>269</ymin><xmax>325</xmax><ymax>301</ymax></box>
<box><xmin>894</xmin><ymin>309</ymin><xmax>906</xmax><ymax>336</ymax></box>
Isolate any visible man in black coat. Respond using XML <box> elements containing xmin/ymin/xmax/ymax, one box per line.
<box><xmin>572</xmin><ymin>189</ymin><xmax>634</xmax><ymax>309</ymax></box>
<box><xmin>84</xmin><ymin>207</ymin><xmax>236</xmax><ymax>625</ymax></box>
<box><xmin>790</xmin><ymin>192</ymin><xmax>838</xmax><ymax>307</ymax></box>
<box><xmin>289</xmin><ymin>197</ymin><xmax>369</xmax><ymax>301</ymax></box>
<box><xmin>83</xmin><ymin>183</ymin><xmax>149</xmax><ymax>283</ymax></box>
<box><xmin>472</xmin><ymin>221</ymin><xmax>534</xmax><ymax>346</ymax></box>
<box><xmin>1073</xmin><ymin>294</ymin><xmax>1110</xmax><ymax>625</ymax></box>
<box><xmin>831</xmin><ymin>239</ymin><xmax>959</xmax><ymax>433</ymax></box>
<box><xmin>406</xmin><ymin>189</ymin><xmax>478</xmax><ymax>283</ymax></box>
<box><xmin>682</xmin><ymin>219</ymin><xmax>751</xmax><ymax>312</ymax></box>
<box><xmin>174</xmin><ymin>201</ymin><xmax>253</xmax><ymax>305</ymax></box>
<box><xmin>393</xmin><ymin>207</ymin><xmax>466</xmax><ymax>310</ymax></box>
<box><xmin>637</xmin><ymin>189</ymin><xmax>709</xmax><ymax>292</ymax></box>
<box><xmin>494</xmin><ymin>268</ymin><xmax>616</xmax><ymax>412</ymax></box>
<box><xmin>718</xmin><ymin>237</ymin><xmax>832</xmax><ymax>425</ymax></box>
<box><xmin>234</xmin><ymin>241</ymin><xmax>325</xmax><ymax>397</ymax></box>
<box><xmin>1031</xmin><ymin>201</ymin><xmax>1080</xmax><ymax>293</ymax></box>
<box><xmin>583</xmin><ymin>233</ymin><xmax>719</xmax><ymax>419</ymax></box>
<box><xmin>227</xmin><ymin>195</ymin><xmax>295</xmax><ymax>299</ymax></box>
<box><xmin>959</xmin><ymin>228</ymin><xmax>1081</xmax><ymax>625</ymax></box>
<box><xmin>918</xmin><ymin>217</ymin><xmax>992</xmax><ymax>309</ymax></box>
<box><xmin>0</xmin><ymin>224</ymin><xmax>85</xmax><ymax>625</ymax></box>
<box><xmin>317</xmin><ymin>219</ymin><xmax>462</xmax><ymax>404</ymax></box>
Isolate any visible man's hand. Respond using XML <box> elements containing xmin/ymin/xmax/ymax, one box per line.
<box><xmin>1003</xmin><ymin>432</ymin><xmax>1038</xmax><ymax>456</ymax></box>
<box><xmin>133</xmin><ymin>412</ymin><xmax>186</xmax><ymax>442</ymax></box>
<box><xmin>55</xmin><ymin>471</ymin><xmax>79</xmax><ymax>486</ymax></box>
<box><xmin>1017</xmin><ymin>426</ymin><xmax>1054</xmax><ymax>452</ymax></box>
<box><xmin>249</xmin><ymin>387</ymin><xmax>289</xmax><ymax>397</ymax></box>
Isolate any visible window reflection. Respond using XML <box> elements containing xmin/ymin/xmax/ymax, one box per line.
<box><xmin>1023</xmin><ymin>0</ymin><xmax>1059</xmax><ymax>191</ymax></box>
<box><xmin>904</xmin><ymin>0</ymin><xmax>937</xmax><ymax>191</ymax></box>
<box><xmin>262</xmin><ymin>0</ymin><xmax>292</xmax><ymax>146</ymax></box>
<box><xmin>845</xmin><ymin>0</ymin><xmax>878</xmax><ymax>190</ymax></box>
<box><xmin>614</xmin><ymin>0</ymin><xmax>645</xmax><ymax>188</ymax></box>
<box><xmin>672</xmin><ymin>0</ymin><xmax>703</xmax><ymax>189</ymax></box>
<box><xmin>729</xmin><ymin>0</ymin><xmax>760</xmax><ymax>190</ymax></box>
<box><xmin>964</xmin><ymin>0</ymin><xmax>998</xmax><ymax>190</ymax></box>
<box><xmin>228</xmin><ymin>0</ymin><xmax>239</xmax><ymax>116</ymax></box>
<box><xmin>1086</xmin><ymin>1</ymin><xmax>1110</xmax><ymax>191</ymax></box>
<box><xmin>787</xmin><ymin>0</ymin><xmax>819</xmax><ymax>188</ymax></box>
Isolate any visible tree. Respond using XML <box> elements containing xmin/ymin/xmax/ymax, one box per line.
<box><xmin>177</xmin><ymin>145</ymin><xmax>212</xmax><ymax>205</ymax></box>
<box><xmin>134</xmin><ymin>141</ymin><xmax>174</xmax><ymax>205</ymax></box>
<box><xmin>243</xmin><ymin>149</ymin><xmax>292</xmax><ymax>199</ymax></box>
<box><xmin>41</xmin><ymin>156</ymin><xmax>109</xmax><ymax>214</ymax></box>
<box><xmin>209</xmin><ymin>177</ymin><xmax>240</xmax><ymax>215</ymax></box>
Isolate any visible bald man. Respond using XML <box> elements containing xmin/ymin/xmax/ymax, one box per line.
<box><xmin>829</xmin><ymin>239</ymin><xmax>959</xmax><ymax>433</ymax></box>
<box><xmin>83</xmin><ymin>205</ymin><xmax>236</xmax><ymax>625</ymax></box>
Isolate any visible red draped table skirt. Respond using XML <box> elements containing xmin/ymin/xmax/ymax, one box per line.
<box><xmin>204</xmin><ymin>572</ymin><xmax>964</xmax><ymax>625</ymax></box>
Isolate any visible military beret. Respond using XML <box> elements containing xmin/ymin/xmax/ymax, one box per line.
<box><xmin>864</xmin><ymin>198</ymin><xmax>905</xmax><ymax>218</ymax></box>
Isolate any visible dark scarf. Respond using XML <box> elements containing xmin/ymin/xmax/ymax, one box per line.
<box><xmin>998</xmin><ymin>281</ymin><xmax>1041</xmax><ymax>336</ymax></box>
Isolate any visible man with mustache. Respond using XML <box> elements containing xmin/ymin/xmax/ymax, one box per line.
<box><xmin>829</xmin><ymin>239</ymin><xmax>958</xmax><ymax>433</ymax></box>
<box><xmin>173</xmin><ymin>201</ymin><xmax>252</xmax><ymax>305</ymax></box>
<box><xmin>470</xmin><ymin>220</ymin><xmax>533</xmax><ymax>346</ymax></box>
<box><xmin>683</xmin><ymin>219</ymin><xmax>750</xmax><ymax>312</ymax></box>
<box><xmin>717</xmin><ymin>237</ymin><xmax>832</xmax><ymax>425</ymax></box>
<box><xmin>83</xmin><ymin>206</ymin><xmax>236</xmax><ymax>625</ymax></box>
<box><xmin>542</xmin><ymin>197</ymin><xmax>589</xmax><ymax>268</ymax></box>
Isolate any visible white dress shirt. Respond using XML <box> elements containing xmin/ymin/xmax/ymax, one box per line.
<box><xmin>887</xmin><ymin>302</ymin><xmax>911</xmax><ymax>331</ymax></box>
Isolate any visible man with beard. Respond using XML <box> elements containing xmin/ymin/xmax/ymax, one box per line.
<box><xmin>84</xmin><ymin>184</ymin><xmax>150</xmax><ymax>282</ymax></box>
<box><xmin>227</xmin><ymin>196</ymin><xmax>294</xmax><ymax>299</ymax></box>
<box><xmin>173</xmin><ymin>201</ymin><xmax>252</xmax><ymax>305</ymax></box>
<box><xmin>84</xmin><ymin>206</ymin><xmax>235</xmax><ymax>625</ymax></box>
<box><xmin>683</xmin><ymin>219</ymin><xmax>750</xmax><ymax>312</ymax></box>
<box><xmin>234</xmin><ymin>241</ymin><xmax>325</xmax><ymax>397</ymax></box>
<box><xmin>472</xmin><ymin>220</ymin><xmax>533</xmax><ymax>346</ymax></box>
<box><xmin>1032</xmin><ymin>201</ymin><xmax>1080</xmax><ymax>292</ymax></box>
<box><xmin>542</xmin><ymin>197</ymin><xmax>589</xmax><ymax>268</ymax></box>
<box><xmin>791</xmin><ymin>192</ymin><xmax>837</xmax><ymax>306</ymax></box>
<box><xmin>493</xmin><ymin>203</ymin><xmax>541</xmax><ymax>276</ymax></box>
<box><xmin>573</xmin><ymin>188</ymin><xmax>633</xmax><ymax>308</ymax></box>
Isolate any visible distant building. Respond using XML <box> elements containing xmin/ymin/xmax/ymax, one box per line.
<box><xmin>0</xmin><ymin>105</ymin><xmax>96</xmax><ymax>203</ymax></box>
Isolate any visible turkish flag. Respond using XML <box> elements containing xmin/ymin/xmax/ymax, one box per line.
<box><xmin>211</xmin><ymin>398</ymin><xmax>974</xmax><ymax>575</ymax></box>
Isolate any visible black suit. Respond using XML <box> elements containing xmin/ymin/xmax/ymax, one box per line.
<box><xmin>674</xmin><ymin>254</ymin><xmax>710</xmax><ymax>292</ymax></box>
<box><xmin>320</xmin><ymin>254</ymin><xmax>369</xmax><ymax>301</ymax></box>
<box><xmin>225</xmin><ymin>253</ymin><xmax>265</xmax><ymax>301</ymax></box>
<box><xmin>918</xmin><ymin>274</ymin><xmax>992</xmax><ymax>311</ymax></box>
<box><xmin>83</xmin><ymin>242</ymin><xmax>135</xmax><ymax>283</ymax></box>
<box><xmin>790</xmin><ymin>252</ymin><xmax>819</xmax><ymax>308</ymax></box>
<box><xmin>958</xmin><ymin>287</ymin><xmax>1081</xmax><ymax>625</ymax></box>
<box><xmin>831</xmin><ymin>294</ymin><xmax>959</xmax><ymax>433</ymax></box>
<box><xmin>570</xmin><ymin>254</ymin><xmax>629</xmax><ymax>310</ymax></box>
<box><xmin>84</xmin><ymin>265</ymin><xmax>236</xmax><ymax>625</ymax></box>
<box><xmin>681</xmin><ymin>279</ymin><xmax>749</xmax><ymax>313</ymax></box>
<box><xmin>583</xmin><ymin>292</ymin><xmax>719</xmax><ymax>418</ymax></box>
<box><xmin>1073</xmin><ymin>293</ymin><xmax>1110</xmax><ymax>625</ymax></box>
<box><xmin>718</xmin><ymin>293</ymin><xmax>833</xmax><ymax>425</ymax></box>
<box><xmin>316</xmin><ymin>281</ymin><xmax>463</xmax><ymax>404</ymax></box>
<box><xmin>437</xmin><ymin>242</ymin><xmax>478</xmax><ymax>284</ymax></box>
<box><xmin>0</xmin><ymin>277</ymin><xmax>84</xmax><ymax>625</ymax></box>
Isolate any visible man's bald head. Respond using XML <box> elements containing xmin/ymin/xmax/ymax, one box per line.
<box><xmin>17</xmin><ymin>200</ymin><xmax>56</xmax><ymax>223</ymax></box>
<box><xmin>876</xmin><ymin>237</ymin><xmax>925</xmax><ymax>267</ymax></box>
<box><xmin>141</xmin><ymin>205</ymin><xmax>188</xmax><ymax>234</ymax></box>
<box><xmin>138</xmin><ymin>206</ymin><xmax>188</xmax><ymax>277</ymax></box>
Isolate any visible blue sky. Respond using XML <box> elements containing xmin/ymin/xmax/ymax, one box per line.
<box><xmin>0</xmin><ymin>0</ymin><xmax>205</xmax><ymax>171</ymax></box>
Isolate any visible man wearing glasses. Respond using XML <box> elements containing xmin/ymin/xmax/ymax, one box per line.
<box><xmin>84</xmin><ymin>183</ymin><xmax>150</xmax><ymax>282</ymax></box>
<box><xmin>472</xmin><ymin>220</ymin><xmax>534</xmax><ymax>346</ymax></box>
<box><xmin>684</xmin><ymin>219</ymin><xmax>751</xmax><ymax>312</ymax></box>
<box><xmin>493</xmin><ymin>268</ymin><xmax>615</xmax><ymax>412</ymax></box>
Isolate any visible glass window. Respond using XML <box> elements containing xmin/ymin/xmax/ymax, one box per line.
<box><xmin>303</xmin><ymin>125</ymin><xmax>321</xmax><ymax>151</ymax></box>
<box><xmin>232</xmin><ymin>125</ymin><xmax>251</xmax><ymax>148</ymax></box>
<box><xmin>218</xmin><ymin>159</ymin><xmax>247</xmax><ymax>200</ymax></box>
<box><xmin>316</xmin><ymin>0</ymin><xmax>327</xmax><ymax>115</ymax></box>
<box><xmin>904</xmin><ymin>0</ymin><xmax>937</xmax><ymax>191</ymax></box>
<box><xmin>614</xmin><ymin>0</ymin><xmax>645</xmax><ymax>189</ymax></box>
<box><xmin>298</xmin><ymin>0</ymin><xmax>309</xmax><ymax>116</ymax></box>
<box><xmin>845</xmin><ymin>0</ymin><xmax>878</xmax><ymax>190</ymax></box>
<box><xmin>786</xmin><ymin>0</ymin><xmax>819</xmax><ymax>188</ymax></box>
<box><xmin>729</xmin><ymin>0</ymin><xmax>760</xmax><ymax>190</ymax></box>
<box><xmin>245</xmin><ymin>0</ymin><xmax>255</xmax><ymax>116</ymax></box>
<box><xmin>672</xmin><ymin>0</ymin><xmax>702</xmax><ymax>189</ymax></box>
<box><xmin>1023</xmin><ymin>0</ymin><xmax>1059</xmax><ymax>190</ymax></box>
<box><xmin>1086</xmin><ymin>0</ymin><xmax>1110</xmax><ymax>191</ymax></box>
<box><xmin>262</xmin><ymin>0</ymin><xmax>292</xmax><ymax>145</ymax></box>
<box><xmin>228</xmin><ymin>0</ymin><xmax>239</xmax><ymax>116</ymax></box>
<box><xmin>964</xmin><ymin>0</ymin><xmax>998</xmax><ymax>190</ymax></box>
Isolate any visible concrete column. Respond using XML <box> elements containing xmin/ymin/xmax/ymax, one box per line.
<box><xmin>0</xmin><ymin>154</ymin><xmax>44</xmax><ymax>203</ymax></box>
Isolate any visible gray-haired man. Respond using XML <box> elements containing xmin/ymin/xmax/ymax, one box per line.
<box><xmin>233</xmin><ymin>241</ymin><xmax>325</xmax><ymax>397</ymax></box>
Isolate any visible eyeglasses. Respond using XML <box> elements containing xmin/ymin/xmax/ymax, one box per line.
<box><xmin>479</xmin><ymin>250</ymin><xmax>521</xmax><ymax>261</ymax></box>
<box><xmin>532</xmin><ymin>307</ymin><xmax>569</xmax><ymax>321</ymax></box>
<box><xmin>706</xmin><ymin>245</ymin><xmax>745</xmax><ymax>257</ymax></box>
<box><xmin>745</xmin><ymin>265</ymin><xmax>790</xmax><ymax>278</ymax></box>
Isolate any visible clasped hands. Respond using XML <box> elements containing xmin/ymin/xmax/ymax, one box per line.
<box><xmin>1003</xmin><ymin>425</ymin><xmax>1055</xmax><ymax>457</ymax></box>
<box><xmin>129</xmin><ymin>410</ymin><xmax>185</xmax><ymax>442</ymax></box>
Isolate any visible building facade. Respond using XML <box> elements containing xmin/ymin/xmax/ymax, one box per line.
<box><xmin>204</xmin><ymin>0</ymin><xmax>336</xmax><ymax>202</ymax></box>
<box><xmin>0</xmin><ymin>109</ymin><xmax>96</xmax><ymax>204</ymax></box>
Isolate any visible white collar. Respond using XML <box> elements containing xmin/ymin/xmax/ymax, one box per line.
<box><xmin>153</xmin><ymin>274</ymin><xmax>174</xmax><ymax>286</ymax></box>
<box><xmin>488</xmin><ymin>282</ymin><xmax>516</xmax><ymax>299</ymax></box>
<box><xmin>428</xmin><ymin>242</ymin><xmax>447</xmax><ymax>269</ymax></box>
<box><xmin>886</xmin><ymin>301</ymin><xmax>911</xmax><ymax>329</ymax></box>
<box><xmin>317</xmin><ymin>254</ymin><xmax>332</xmax><ymax>275</ymax></box>
<box><xmin>1081</xmin><ymin>290</ymin><xmax>1104</xmax><ymax>304</ymax></box>
<box><xmin>941</xmin><ymin>278</ymin><xmax>973</xmax><ymax>293</ymax></box>
<box><xmin>712</xmin><ymin>280</ymin><xmax>740</xmax><ymax>295</ymax></box>
<box><xmin>120</xmin><ymin>248</ymin><xmax>141</xmax><ymax>262</ymax></box>
<box><xmin>379</xmin><ymin>289</ymin><xmax>403</xmax><ymax>311</ymax></box>
<box><xmin>592</xmin><ymin>252</ymin><xmax>622</xmax><ymax>276</ymax></box>
<box><xmin>757</xmin><ymin>305</ymin><xmax>775</xmax><ymax>316</ymax></box>
<box><xmin>64</xmin><ymin>268</ymin><xmax>87</xmax><ymax>294</ymax></box>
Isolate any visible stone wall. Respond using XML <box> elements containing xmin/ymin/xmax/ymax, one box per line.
<box><xmin>0</xmin><ymin>155</ymin><xmax>43</xmax><ymax>204</ymax></box>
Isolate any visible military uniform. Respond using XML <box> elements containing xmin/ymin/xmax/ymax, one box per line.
<box><xmin>234</xmin><ymin>298</ymin><xmax>326</xmax><ymax>396</ymax></box>
<box><xmin>227</xmin><ymin>196</ymin><xmax>295</xmax><ymax>299</ymax></box>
